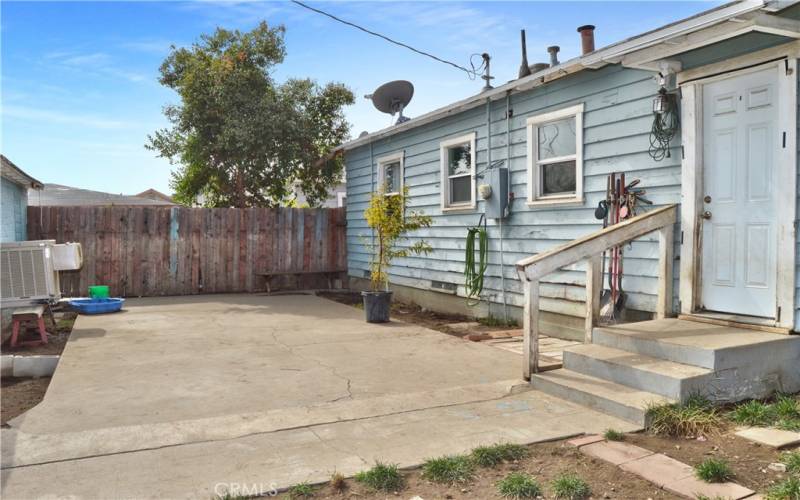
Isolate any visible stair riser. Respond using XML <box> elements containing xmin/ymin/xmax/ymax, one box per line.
<box><xmin>532</xmin><ymin>375</ymin><xmax>646</xmax><ymax>426</ymax></box>
<box><xmin>592</xmin><ymin>329</ymin><xmax>715</xmax><ymax>368</ymax></box>
<box><xmin>563</xmin><ymin>350</ymin><xmax>709</xmax><ymax>402</ymax></box>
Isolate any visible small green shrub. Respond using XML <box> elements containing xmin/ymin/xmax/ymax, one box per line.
<box><xmin>497</xmin><ymin>472</ymin><xmax>542</xmax><ymax>499</ymax></box>
<box><xmin>288</xmin><ymin>482</ymin><xmax>314</xmax><ymax>499</ymax></box>
<box><xmin>646</xmin><ymin>400</ymin><xmax>724</xmax><ymax>437</ymax></box>
<box><xmin>603</xmin><ymin>429</ymin><xmax>625</xmax><ymax>441</ymax></box>
<box><xmin>551</xmin><ymin>472</ymin><xmax>591</xmax><ymax>499</ymax></box>
<box><xmin>765</xmin><ymin>476</ymin><xmax>800</xmax><ymax>500</ymax></box>
<box><xmin>781</xmin><ymin>450</ymin><xmax>800</xmax><ymax>475</ymax></box>
<box><xmin>729</xmin><ymin>400</ymin><xmax>774</xmax><ymax>426</ymax></box>
<box><xmin>421</xmin><ymin>454</ymin><xmax>474</xmax><ymax>484</ymax></box>
<box><xmin>354</xmin><ymin>462</ymin><xmax>404</xmax><ymax>492</ymax></box>
<box><xmin>695</xmin><ymin>458</ymin><xmax>734</xmax><ymax>483</ymax></box>
<box><xmin>775</xmin><ymin>395</ymin><xmax>800</xmax><ymax>419</ymax></box>
<box><xmin>471</xmin><ymin>443</ymin><xmax>530</xmax><ymax>467</ymax></box>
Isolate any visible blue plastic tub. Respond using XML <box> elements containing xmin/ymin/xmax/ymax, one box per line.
<box><xmin>69</xmin><ymin>298</ymin><xmax>125</xmax><ymax>315</ymax></box>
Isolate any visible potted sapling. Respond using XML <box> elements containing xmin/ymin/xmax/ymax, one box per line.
<box><xmin>362</xmin><ymin>185</ymin><xmax>432</xmax><ymax>322</ymax></box>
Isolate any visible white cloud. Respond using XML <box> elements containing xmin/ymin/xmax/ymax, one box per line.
<box><xmin>3</xmin><ymin>104</ymin><xmax>132</xmax><ymax>130</ymax></box>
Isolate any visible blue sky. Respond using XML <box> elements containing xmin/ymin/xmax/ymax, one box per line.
<box><xmin>2</xmin><ymin>1</ymin><xmax>721</xmax><ymax>195</ymax></box>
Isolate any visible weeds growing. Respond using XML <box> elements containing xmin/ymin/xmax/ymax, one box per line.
<box><xmin>551</xmin><ymin>472</ymin><xmax>591</xmax><ymax>499</ymax></box>
<box><xmin>603</xmin><ymin>429</ymin><xmax>626</xmax><ymax>441</ymax></box>
<box><xmin>765</xmin><ymin>476</ymin><xmax>800</xmax><ymax>500</ymax></box>
<box><xmin>694</xmin><ymin>458</ymin><xmax>734</xmax><ymax>483</ymax></box>
<box><xmin>781</xmin><ymin>450</ymin><xmax>800</xmax><ymax>475</ymax></box>
<box><xmin>497</xmin><ymin>472</ymin><xmax>542</xmax><ymax>499</ymax></box>
<box><xmin>288</xmin><ymin>482</ymin><xmax>314</xmax><ymax>499</ymax></box>
<box><xmin>646</xmin><ymin>397</ymin><xmax>724</xmax><ymax>437</ymax></box>
<box><xmin>329</xmin><ymin>472</ymin><xmax>346</xmax><ymax>492</ymax></box>
<box><xmin>471</xmin><ymin>443</ymin><xmax>529</xmax><ymax>467</ymax></box>
<box><xmin>354</xmin><ymin>462</ymin><xmax>404</xmax><ymax>492</ymax></box>
<box><xmin>421</xmin><ymin>454</ymin><xmax>475</xmax><ymax>484</ymax></box>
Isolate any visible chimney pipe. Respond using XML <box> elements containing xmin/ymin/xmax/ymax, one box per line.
<box><xmin>577</xmin><ymin>25</ymin><xmax>595</xmax><ymax>55</ymax></box>
<box><xmin>547</xmin><ymin>46</ymin><xmax>560</xmax><ymax>66</ymax></box>
<box><xmin>519</xmin><ymin>30</ymin><xmax>532</xmax><ymax>78</ymax></box>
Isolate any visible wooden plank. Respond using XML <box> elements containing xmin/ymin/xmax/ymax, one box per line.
<box><xmin>584</xmin><ymin>254</ymin><xmax>602</xmax><ymax>342</ymax></box>
<box><xmin>656</xmin><ymin>224</ymin><xmax>674</xmax><ymax>319</ymax></box>
<box><xmin>523</xmin><ymin>279</ymin><xmax>540</xmax><ymax>380</ymax></box>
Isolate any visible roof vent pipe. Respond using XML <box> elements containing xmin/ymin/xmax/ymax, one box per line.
<box><xmin>547</xmin><ymin>46</ymin><xmax>560</xmax><ymax>66</ymax></box>
<box><xmin>577</xmin><ymin>25</ymin><xmax>595</xmax><ymax>55</ymax></box>
<box><xmin>518</xmin><ymin>30</ymin><xmax>532</xmax><ymax>78</ymax></box>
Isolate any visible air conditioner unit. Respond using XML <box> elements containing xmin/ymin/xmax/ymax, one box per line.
<box><xmin>1</xmin><ymin>240</ymin><xmax>61</xmax><ymax>306</ymax></box>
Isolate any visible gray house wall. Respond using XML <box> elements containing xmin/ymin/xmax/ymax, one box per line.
<box><xmin>1</xmin><ymin>177</ymin><xmax>28</xmax><ymax>242</ymax></box>
<box><xmin>346</xmin><ymin>64</ymin><xmax>679</xmax><ymax>336</ymax></box>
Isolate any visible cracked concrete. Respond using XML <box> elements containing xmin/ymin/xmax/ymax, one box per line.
<box><xmin>1</xmin><ymin>294</ymin><xmax>638</xmax><ymax>499</ymax></box>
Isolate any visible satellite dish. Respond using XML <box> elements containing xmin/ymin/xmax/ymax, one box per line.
<box><xmin>369</xmin><ymin>80</ymin><xmax>414</xmax><ymax>125</ymax></box>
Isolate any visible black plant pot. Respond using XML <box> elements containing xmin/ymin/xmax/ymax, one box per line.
<box><xmin>362</xmin><ymin>290</ymin><xmax>392</xmax><ymax>323</ymax></box>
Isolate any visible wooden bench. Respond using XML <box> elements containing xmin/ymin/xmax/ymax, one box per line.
<box><xmin>10</xmin><ymin>305</ymin><xmax>49</xmax><ymax>348</ymax></box>
<box><xmin>257</xmin><ymin>269</ymin><xmax>346</xmax><ymax>293</ymax></box>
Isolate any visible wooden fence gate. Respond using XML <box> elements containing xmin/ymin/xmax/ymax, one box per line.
<box><xmin>27</xmin><ymin>206</ymin><xmax>347</xmax><ymax>297</ymax></box>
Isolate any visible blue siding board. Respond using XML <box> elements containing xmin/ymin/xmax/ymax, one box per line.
<box><xmin>1</xmin><ymin>178</ymin><xmax>28</xmax><ymax>242</ymax></box>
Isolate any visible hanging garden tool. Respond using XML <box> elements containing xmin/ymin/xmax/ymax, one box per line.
<box><xmin>465</xmin><ymin>214</ymin><xmax>488</xmax><ymax>307</ymax></box>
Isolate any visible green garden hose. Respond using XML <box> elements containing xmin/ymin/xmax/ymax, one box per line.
<box><xmin>465</xmin><ymin>215</ymin><xmax>488</xmax><ymax>307</ymax></box>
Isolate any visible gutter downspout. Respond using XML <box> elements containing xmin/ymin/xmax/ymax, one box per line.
<box><xmin>501</xmin><ymin>92</ymin><xmax>512</xmax><ymax>322</ymax></box>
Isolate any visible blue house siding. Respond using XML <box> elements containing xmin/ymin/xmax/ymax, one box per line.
<box><xmin>346</xmin><ymin>64</ymin><xmax>680</xmax><ymax>323</ymax></box>
<box><xmin>1</xmin><ymin>177</ymin><xmax>28</xmax><ymax>242</ymax></box>
<box><xmin>795</xmin><ymin>59</ymin><xmax>800</xmax><ymax>328</ymax></box>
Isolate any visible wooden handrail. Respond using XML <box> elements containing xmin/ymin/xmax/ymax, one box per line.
<box><xmin>516</xmin><ymin>204</ymin><xmax>678</xmax><ymax>379</ymax></box>
<box><xmin>516</xmin><ymin>204</ymin><xmax>678</xmax><ymax>280</ymax></box>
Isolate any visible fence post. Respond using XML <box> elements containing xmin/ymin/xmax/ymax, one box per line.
<box><xmin>656</xmin><ymin>224</ymin><xmax>674</xmax><ymax>319</ymax></box>
<box><xmin>523</xmin><ymin>278</ymin><xmax>540</xmax><ymax>379</ymax></box>
<box><xmin>585</xmin><ymin>254</ymin><xmax>602</xmax><ymax>343</ymax></box>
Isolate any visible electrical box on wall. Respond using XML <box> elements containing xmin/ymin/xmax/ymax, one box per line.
<box><xmin>484</xmin><ymin>167</ymin><xmax>509</xmax><ymax>219</ymax></box>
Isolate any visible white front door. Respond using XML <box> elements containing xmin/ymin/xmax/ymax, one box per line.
<box><xmin>700</xmin><ymin>67</ymin><xmax>779</xmax><ymax>318</ymax></box>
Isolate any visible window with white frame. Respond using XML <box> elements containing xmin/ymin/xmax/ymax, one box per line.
<box><xmin>440</xmin><ymin>132</ymin><xmax>476</xmax><ymax>209</ymax></box>
<box><xmin>377</xmin><ymin>152</ymin><xmax>404</xmax><ymax>195</ymax></box>
<box><xmin>527</xmin><ymin>103</ymin><xmax>584</xmax><ymax>204</ymax></box>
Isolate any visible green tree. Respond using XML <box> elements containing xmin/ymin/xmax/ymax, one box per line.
<box><xmin>147</xmin><ymin>22</ymin><xmax>355</xmax><ymax>207</ymax></box>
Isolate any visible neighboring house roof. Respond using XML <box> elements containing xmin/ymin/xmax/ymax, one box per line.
<box><xmin>340</xmin><ymin>0</ymin><xmax>794</xmax><ymax>151</ymax></box>
<box><xmin>136</xmin><ymin>188</ymin><xmax>177</xmax><ymax>204</ymax></box>
<box><xmin>1</xmin><ymin>155</ymin><xmax>43</xmax><ymax>189</ymax></box>
<box><xmin>28</xmin><ymin>184</ymin><xmax>177</xmax><ymax>207</ymax></box>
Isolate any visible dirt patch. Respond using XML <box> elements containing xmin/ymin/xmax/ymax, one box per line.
<box><xmin>317</xmin><ymin>291</ymin><xmax>515</xmax><ymax>338</ymax></box>
<box><xmin>275</xmin><ymin>439</ymin><xmax>681</xmax><ymax>500</ymax></box>
<box><xmin>1</xmin><ymin>311</ymin><xmax>76</xmax><ymax>356</ymax></box>
<box><xmin>627</xmin><ymin>431</ymin><xmax>797</xmax><ymax>493</ymax></box>
<box><xmin>1</xmin><ymin>377</ymin><xmax>50</xmax><ymax>426</ymax></box>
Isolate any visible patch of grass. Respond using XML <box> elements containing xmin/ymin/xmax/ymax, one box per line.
<box><xmin>471</xmin><ymin>443</ymin><xmax>530</xmax><ymax>467</ymax></box>
<box><xmin>497</xmin><ymin>472</ymin><xmax>542</xmax><ymax>499</ymax></box>
<box><xmin>646</xmin><ymin>399</ymin><xmax>725</xmax><ymax>437</ymax></box>
<box><xmin>781</xmin><ymin>450</ymin><xmax>800</xmax><ymax>475</ymax></box>
<box><xmin>288</xmin><ymin>482</ymin><xmax>314</xmax><ymax>499</ymax></box>
<box><xmin>329</xmin><ymin>471</ymin><xmax>346</xmax><ymax>492</ymax></box>
<box><xmin>354</xmin><ymin>462</ymin><xmax>404</xmax><ymax>492</ymax></box>
<box><xmin>729</xmin><ymin>400</ymin><xmax>774</xmax><ymax>426</ymax></box>
<box><xmin>477</xmin><ymin>315</ymin><xmax>518</xmax><ymax>327</ymax></box>
<box><xmin>603</xmin><ymin>429</ymin><xmax>626</xmax><ymax>441</ymax></box>
<box><xmin>551</xmin><ymin>472</ymin><xmax>591</xmax><ymax>499</ymax></box>
<box><xmin>765</xmin><ymin>476</ymin><xmax>800</xmax><ymax>500</ymax></box>
<box><xmin>695</xmin><ymin>458</ymin><xmax>735</xmax><ymax>483</ymax></box>
<box><xmin>421</xmin><ymin>454</ymin><xmax>475</xmax><ymax>484</ymax></box>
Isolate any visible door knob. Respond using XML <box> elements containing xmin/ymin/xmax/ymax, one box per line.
<box><xmin>704</xmin><ymin>195</ymin><xmax>712</xmax><ymax>203</ymax></box>
<box><xmin>701</xmin><ymin>211</ymin><xmax>712</xmax><ymax>220</ymax></box>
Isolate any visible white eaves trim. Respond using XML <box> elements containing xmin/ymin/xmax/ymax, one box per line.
<box><xmin>338</xmin><ymin>0</ymin><xmax>770</xmax><ymax>152</ymax></box>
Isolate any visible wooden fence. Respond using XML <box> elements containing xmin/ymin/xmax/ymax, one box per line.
<box><xmin>27</xmin><ymin>206</ymin><xmax>347</xmax><ymax>297</ymax></box>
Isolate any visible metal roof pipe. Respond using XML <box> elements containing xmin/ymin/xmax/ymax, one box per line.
<box><xmin>547</xmin><ymin>46</ymin><xmax>560</xmax><ymax>66</ymax></box>
<box><xmin>519</xmin><ymin>30</ymin><xmax>532</xmax><ymax>78</ymax></box>
<box><xmin>577</xmin><ymin>25</ymin><xmax>595</xmax><ymax>55</ymax></box>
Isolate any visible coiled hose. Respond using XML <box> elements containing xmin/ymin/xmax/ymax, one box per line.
<box><xmin>465</xmin><ymin>215</ymin><xmax>488</xmax><ymax>307</ymax></box>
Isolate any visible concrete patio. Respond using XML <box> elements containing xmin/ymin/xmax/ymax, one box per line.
<box><xmin>1</xmin><ymin>294</ymin><xmax>637</xmax><ymax>498</ymax></box>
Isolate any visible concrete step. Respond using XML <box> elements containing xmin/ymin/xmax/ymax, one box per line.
<box><xmin>563</xmin><ymin>344</ymin><xmax>712</xmax><ymax>402</ymax></box>
<box><xmin>591</xmin><ymin>319</ymin><xmax>800</xmax><ymax>370</ymax></box>
<box><xmin>531</xmin><ymin>369</ymin><xmax>672</xmax><ymax>426</ymax></box>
